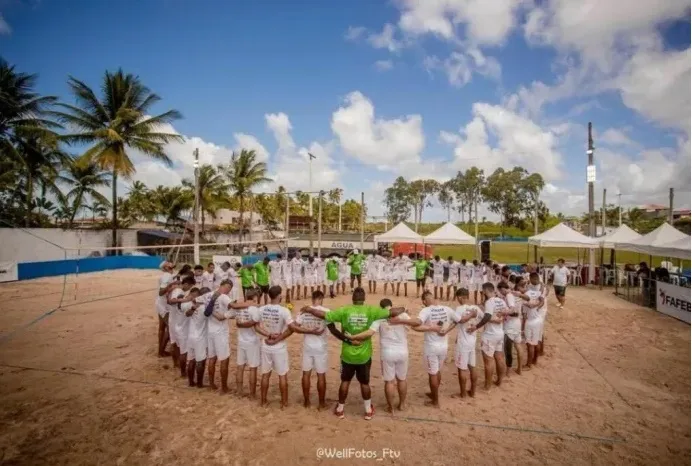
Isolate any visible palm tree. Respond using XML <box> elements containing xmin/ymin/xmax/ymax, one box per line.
<box><xmin>62</xmin><ymin>158</ymin><xmax>111</xmax><ymax>227</ymax></box>
<box><xmin>0</xmin><ymin>59</ymin><xmax>59</xmax><ymax>152</ymax></box>
<box><xmin>221</xmin><ymin>149</ymin><xmax>271</xmax><ymax>240</ymax></box>
<box><xmin>52</xmin><ymin>69</ymin><xmax>183</xmax><ymax>247</ymax></box>
<box><xmin>89</xmin><ymin>199</ymin><xmax>109</xmax><ymax>222</ymax></box>
<box><xmin>182</xmin><ymin>164</ymin><xmax>229</xmax><ymax>234</ymax></box>
<box><xmin>151</xmin><ymin>185</ymin><xmax>193</xmax><ymax>229</ymax></box>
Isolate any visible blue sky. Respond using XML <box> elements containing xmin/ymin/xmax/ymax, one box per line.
<box><xmin>1</xmin><ymin>0</ymin><xmax>690</xmax><ymax>220</ymax></box>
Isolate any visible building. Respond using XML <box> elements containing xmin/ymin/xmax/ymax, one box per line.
<box><xmin>212</xmin><ymin>209</ymin><xmax>264</xmax><ymax>231</ymax></box>
<box><xmin>638</xmin><ymin>204</ymin><xmax>690</xmax><ymax>221</ymax></box>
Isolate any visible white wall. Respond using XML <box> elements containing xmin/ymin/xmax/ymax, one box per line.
<box><xmin>0</xmin><ymin>229</ymin><xmax>138</xmax><ymax>263</ymax></box>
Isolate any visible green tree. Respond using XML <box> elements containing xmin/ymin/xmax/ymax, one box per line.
<box><xmin>437</xmin><ymin>180</ymin><xmax>454</xmax><ymax>222</ymax></box>
<box><xmin>182</xmin><ymin>163</ymin><xmax>229</xmax><ymax>234</ymax></box>
<box><xmin>220</xmin><ymin>149</ymin><xmax>271</xmax><ymax>240</ymax></box>
<box><xmin>384</xmin><ymin>176</ymin><xmax>413</xmax><ymax>225</ymax></box>
<box><xmin>150</xmin><ymin>185</ymin><xmax>193</xmax><ymax>229</ymax></box>
<box><xmin>409</xmin><ymin>179</ymin><xmax>439</xmax><ymax>231</ymax></box>
<box><xmin>62</xmin><ymin>158</ymin><xmax>111</xmax><ymax>227</ymax></box>
<box><xmin>482</xmin><ymin>167</ymin><xmax>529</xmax><ymax>236</ymax></box>
<box><xmin>459</xmin><ymin>167</ymin><xmax>485</xmax><ymax>225</ymax></box>
<box><xmin>53</xmin><ymin>69</ymin><xmax>183</xmax><ymax>247</ymax></box>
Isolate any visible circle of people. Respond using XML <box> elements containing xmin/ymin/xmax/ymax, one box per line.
<box><xmin>155</xmin><ymin>249</ymin><xmax>563</xmax><ymax>420</ymax></box>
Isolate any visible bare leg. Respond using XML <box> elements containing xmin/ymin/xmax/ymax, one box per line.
<box><xmin>279</xmin><ymin>374</ymin><xmax>289</xmax><ymax>409</ymax></box>
<box><xmin>404</xmin><ymin>282</ymin><xmax>408</xmax><ymax>297</ymax></box>
<box><xmin>195</xmin><ymin>360</ymin><xmax>206</xmax><ymax>387</ymax></box>
<box><xmin>526</xmin><ymin>344</ymin><xmax>535</xmax><ymax>369</ymax></box>
<box><xmin>494</xmin><ymin>351</ymin><xmax>506</xmax><ymax>386</ymax></box>
<box><xmin>338</xmin><ymin>380</ymin><xmax>351</xmax><ymax>404</ymax></box>
<box><xmin>458</xmin><ymin>369</ymin><xmax>467</xmax><ymax>397</ymax></box>
<box><xmin>384</xmin><ymin>380</ymin><xmax>396</xmax><ymax>413</ymax></box>
<box><xmin>187</xmin><ymin>360</ymin><xmax>196</xmax><ymax>387</ymax></box>
<box><xmin>236</xmin><ymin>364</ymin><xmax>245</xmax><ymax>396</ymax></box>
<box><xmin>482</xmin><ymin>354</ymin><xmax>494</xmax><ymax>390</ymax></box>
<box><xmin>171</xmin><ymin>343</ymin><xmax>179</xmax><ymax>368</ymax></box>
<box><xmin>260</xmin><ymin>372</ymin><xmax>271</xmax><ymax>406</ymax></box>
<box><xmin>373</xmin><ymin>280</ymin><xmax>377</xmax><ymax>293</ymax></box>
<box><xmin>469</xmin><ymin>366</ymin><xmax>477</xmax><ymax>397</ymax></box>
<box><xmin>317</xmin><ymin>373</ymin><xmax>327</xmax><ymax>409</ymax></box>
<box><xmin>396</xmin><ymin>282</ymin><xmax>400</xmax><ymax>297</ymax></box>
<box><xmin>220</xmin><ymin>358</ymin><xmax>230</xmax><ymax>393</ymax></box>
<box><xmin>248</xmin><ymin>367</ymin><xmax>257</xmax><ymax>398</ymax></box>
<box><xmin>178</xmin><ymin>352</ymin><xmax>187</xmax><ymax>377</ymax></box>
<box><xmin>302</xmin><ymin>370</ymin><xmax>312</xmax><ymax>407</ymax></box>
<box><xmin>158</xmin><ymin>316</ymin><xmax>170</xmax><ymax>357</ymax></box>
<box><xmin>208</xmin><ymin>357</ymin><xmax>218</xmax><ymax>390</ymax></box>
<box><xmin>426</xmin><ymin>373</ymin><xmax>441</xmax><ymax>407</ymax></box>
<box><xmin>396</xmin><ymin>378</ymin><xmax>407</xmax><ymax>410</ymax></box>
<box><xmin>514</xmin><ymin>341</ymin><xmax>523</xmax><ymax>375</ymax></box>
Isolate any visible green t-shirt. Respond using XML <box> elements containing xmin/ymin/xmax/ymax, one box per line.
<box><xmin>327</xmin><ymin>259</ymin><xmax>339</xmax><ymax>281</ymax></box>
<box><xmin>325</xmin><ymin>304</ymin><xmax>390</xmax><ymax>364</ymax></box>
<box><xmin>240</xmin><ymin>268</ymin><xmax>255</xmax><ymax>287</ymax></box>
<box><xmin>253</xmin><ymin>262</ymin><xmax>269</xmax><ymax>286</ymax></box>
<box><xmin>348</xmin><ymin>254</ymin><xmax>365</xmax><ymax>275</ymax></box>
<box><xmin>414</xmin><ymin>260</ymin><xmax>429</xmax><ymax>279</ymax></box>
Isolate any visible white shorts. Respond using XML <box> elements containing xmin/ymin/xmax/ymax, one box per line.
<box><xmin>424</xmin><ymin>347</ymin><xmax>447</xmax><ymax>375</ymax></box>
<box><xmin>176</xmin><ymin>329</ymin><xmax>188</xmax><ymax>354</ymax></box>
<box><xmin>270</xmin><ymin>277</ymin><xmax>282</xmax><ymax>287</ymax></box>
<box><xmin>207</xmin><ymin>331</ymin><xmax>231</xmax><ymax>361</ymax></box>
<box><xmin>292</xmin><ymin>276</ymin><xmax>303</xmax><ymax>287</ymax></box>
<box><xmin>448</xmin><ymin>274</ymin><xmax>459</xmax><ymax>286</ymax></box>
<box><xmin>261</xmin><ymin>348</ymin><xmax>289</xmax><ymax>376</ymax></box>
<box><xmin>505</xmin><ymin>330</ymin><xmax>522</xmax><ymax>344</ymax></box>
<box><xmin>481</xmin><ymin>335</ymin><xmax>504</xmax><ymax>357</ymax></box>
<box><xmin>365</xmin><ymin>271</ymin><xmax>376</xmax><ymax>281</ymax></box>
<box><xmin>168</xmin><ymin>315</ymin><xmax>178</xmax><ymax>345</ymax></box>
<box><xmin>396</xmin><ymin>272</ymin><xmax>406</xmax><ymax>283</ymax></box>
<box><xmin>187</xmin><ymin>336</ymin><xmax>207</xmax><ymax>362</ymax></box>
<box><xmin>381</xmin><ymin>354</ymin><xmax>408</xmax><ymax>381</ymax></box>
<box><xmin>156</xmin><ymin>302</ymin><xmax>168</xmax><ymax>318</ymax></box>
<box><xmin>433</xmin><ymin>275</ymin><xmax>444</xmax><ymax>286</ymax></box>
<box><xmin>459</xmin><ymin>278</ymin><xmax>470</xmax><ymax>289</ymax></box>
<box><xmin>472</xmin><ymin>281</ymin><xmax>484</xmax><ymax>291</ymax></box>
<box><xmin>282</xmin><ymin>276</ymin><xmax>293</xmax><ymax>289</ymax></box>
<box><xmin>525</xmin><ymin>320</ymin><xmax>543</xmax><ymax>346</ymax></box>
<box><xmin>455</xmin><ymin>347</ymin><xmax>476</xmax><ymax>370</ymax></box>
<box><xmin>237</xmin><ymin>343</ymin><xmax>261</xmax><ymax>368</ymax></box>
<box><xmin>327</xmin><ymin>279</ymin><xmax>338</xmax><ymax>286</ymax></box>
<box><xmin>302</xmin><ymin>352</ymin><xmax>328</xmax><ymax>373</ymax></box>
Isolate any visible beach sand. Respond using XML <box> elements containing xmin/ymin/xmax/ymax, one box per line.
<box><xmin>0</xmin><ymin>270</ymin><xmax>689</xmax><ymax>465</ymax></box>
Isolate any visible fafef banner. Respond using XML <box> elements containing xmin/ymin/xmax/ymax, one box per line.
<box><xmin>0</xmin><ymin>262</ymin><xmax>18</xmax><ymax>283</ymax></box>
<box><xmin>656</xmin><ymin>281</ymin><xmax>691</xmax><ymax>324</ymax></box>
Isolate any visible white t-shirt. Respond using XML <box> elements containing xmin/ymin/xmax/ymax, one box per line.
<box><xmin>291</xmin><ymin>258</ymin><xmax>304</xmax><ymax>278</ymax></box>
<box><xmin>279</xmin><ymin>259</ymin><xmax>291</xmax><ymax>280</ymax></box>
<box><xmin>339</xmin><ymin>258</ymin><xmax>350</xmax><ymax>276</ymax></box>
<box><xmin>454</xmin><ymin>305</ymin><xmax>483</xmax><ymax>350</ymax></box>
<box><xmin>552</xmin><ymin>265</ymin><xmax>569</xmax><ymax>287</ymax></box>
<box><xmin>483</xmin><ymin>297</ymin><xmax>507</xmax><ymax>338</ymax></box>
<box><xmin>168</xmin><ymin>286</ymin><xmax>185</xmax><ymax>316</ymax></box>
<box><xmin>417</xmin><ymin>305</ymin><xmax>459</xmax><ymax>352</ymax></box>
<box><xmin>258</xmin><ymin>304</ymin><xmax>294</xmax><ymax>353</ymax></box>
<box><xmin>502</xmin><ymin>293</ymin><xmax>522</xmax><ymax>334</ymax></box>
<box><xmin>395</xmin><ymin>257</ymin><xmax>410</xmax><ymax>273</ymax></box>
<box><xmin>371</xmin><ymin>312</ymin><xmax>409</xmax><ymax>358</ymax></box>
<box><xmin>269</xmin><ymin>260</ymin><xmax>282</xmax><ymax>282</ymax></box>
<box><xmin>304</xmin><ymin>261</ymin><xmax>318</xmax><ymax>276</ymax></box>
<box><xmin>528</xmin><ymin>283</ymin><xmax>548</xmax><ymax>317</ymax></box>
<box><xmin>296</xmin><ymin>306</ymin><xmax>329</xmax><ymax>355</ymax></box>
<box><xmin>472</xmin><ymin>265</ymin><xmax>485</xmax><ymax>282</ymax></box>
<box><xmin>524</xmin><ymin>289</ymin><xmax>544</xmax><ymax>322</ymax></box>
<box><xmin>432</xmin><ymin>260</ymin><xmax>445</xmax><ymax>277</ymax></box>
<box><xmin>201</xmin><ymin>271</ymin><xmax>215</xmax><ymax>290</ymax></box>
<box><xmin>193</xmin><ymin>273</ymin><xmax>204</xmax><ymax>287</ymax></box>
<box><xmin>448</xmin><ymin>261</ymin><xmax>460</xmax><ymax>276</ymax></box>
<box><xmin>156</xmin><ymin>272</ymin><xmax>173</xmax><ymax>311</ymax></box>
<box><xmin>188</xmin><ymin>292</ymin><xmax>211</xmax><ymax>340</ymax></box>
<box><xmin>214</xmin><ymin>270</ymin><xmax>229</xmax><ymax>289</ymax></box>
<box><xmin>316</xmin><ymin>258</ymin><xmax>326</xmax><ymax>277</ymax></box>
<box><xmin>207</xmin><ymin>293</ymin><xmax>233</xmax><ymax>334</ymax></box>
<box><xmin>236</xmin><ymin>306</ymin><xmax>260</xmax><ymax>348</ymax></box>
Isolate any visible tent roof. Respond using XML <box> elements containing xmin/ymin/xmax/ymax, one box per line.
<box><xmin>424</xmin><ymin>222</ymin><xmax>476</xmax><ymax>245</ymax></box>
<box><xmin>599</xmin><ymin>224</ymin><xmax>641</xmax><ymax>249</ymax></box>
<box><xmin>528</xmin><ymin>223</ymin><xmax>598</xmax><ymax>248</ymax></box>
<box><xmin>615</xmin><ymin>223</ymin><xmax>690</xmax><ymax>258</ymax></box>
<box><xmin>651</xmin><ymin>237</ymin><xmax>691</xmax><ymax>260</ymax></box>
<box><xmin>374</xmin><ymin>222</ymin><xmax>423</xmax><ymax>243</ymax></box>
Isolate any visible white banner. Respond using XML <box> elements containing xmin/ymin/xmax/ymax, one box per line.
<box><xmin>287</xmin><ymin>239</ymin><xmax>376</xmax><ymax>251</ymax></box>
<box><xmin>656</xmin><ymin>281</ymin><xmax>691</xmax><ymax>324</ymax></box>
<box><xmin>212</xmin><ymin>255</ymin><xmax>243</xmax><ymax>268</ymax></box>
<box><xmin>0</xmin><ymin>262</ymin><xmax>18</xmax><ymax>282</ymax></box>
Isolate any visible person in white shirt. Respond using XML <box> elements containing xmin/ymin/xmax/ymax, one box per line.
<box><xmin>524</xmin><ymin>272</ymin><xmax>545</xmax><ymax>370</ymax></box>
<box><xmin>451</xmin><ymin>288</ymin><xmax>484</xmax><ymax>398</ymax></box>
<box><xmin>256</xmin><ymin>286</ymin><xmax>299</xmax><ymax>408</ymax></box>
<box><xmin>394</xmin><ymin>253</ymin><xmax>412</xmax><ymax>297</ymax></box>
<box><xmin>480</xmin><ymin>282</ymin><xmax>509</xmax><ymax>389</ymax></box>
<box><xmin>364</xmin><ymin>253</ymin><xmax>376</xmax><ymax>294</ymax></box>
<box><xmin>214</xmin><ymin>262</ymin><xmax>230</xmax><ymax>290</ymax></box>
<box><xmin>155</xmin><ymin>261</ymin><xmax>175</xmax><ymax>357</ymax></box>
<box><xmin>291</xmin><ymin>253</ymin><xmax>304</xmax><ymax>301</ymax></box>
<box><xmin>527</xmin><ymin>273</ymin><xmax>549</xmax><ymax>362</ymax></box>
<box><xmin>278</xmin><ymin>254</ymin><xmax>293</xmax><ymax>303</ymax></box>
<box><xmin>550</xmin><ymin>258</ymin><xmax>569</xmax><ymax>309</ymax></box>
<box><xmin>203</xmin><ymin>280</ymin><xmax>236</xmax><ymax>393</ymax></box>
<box><xmin>185</xmin><ymin>287</ymin><xmax>212</xmax><ymax>387</ymax></box>
<box><xmin>471</xmin><ymin>260</ymin><xmax>485</xmax><ymax>304</ymax></box>
<box><xmin>201</xmin><ymin>262</ymin><xmax>216</xmax><ymax>290</ymax></box>
<box><xmin>269</xmin><ymin>256</ymin><xmax>283</xmax><ymax>288</ymax></box>
<box><xmin>431</xmin><ymin>255</ymin><xmax>445</xmax><ymax>300</ymax></box>
<box><xmin>338</xmin><ymin>257</ymin><xmax>349</xmax><ymax>295</ymax></box>
<box><xmin>293</xmin><ymin>290</ymin><xmax>331</xmax><ymax>409</ymax></box>
<box><xmin>316</xmin><ymin>254</ymin><xmax>327</xmax><ymax>295</ymax></box>
<box><xmin>382</xmin><ymin>257</ymin><xmax>395</xmax><ymax>296</ymax></box>
<box><xmin>167</xmin><ymin>275</ymin><xmax>197</xmax><ymax>375</ymax></box>
<box><xmin>303</xmin><ymin>256</ymin><xmax>318</xmax><ymax>296</ymax></box>
<box><xmin>445</xmin><ymin>256</ymin><xmax>460</xmax><ymax>301</ymax></box>
<box><xmin>193</xmin><ymin>265</ymin><xmax>204</xmax><ymax>287</ymax></box>
<box><xmin>459</xmin><ymin>259</ymin><xmax>470</xmax><ymax>290</ymax></box>
<box><xmin>401</xmin><ymin>291</ymin><xmax>461</xmax><ymax>407</ymax></box>
<box><xmin>230</xmin><ymin>288</ymin><xmax>262</xmax><ymax>398</ymax></box>
<box><xmin>348</xmin><ymin>298</ymin><xmax>410</xmax><ymax>412</ymax></box>
<box><xmin>497</xmin><ymin>281</ymin><xmax>524</xmax><ymax>377</ymax></box>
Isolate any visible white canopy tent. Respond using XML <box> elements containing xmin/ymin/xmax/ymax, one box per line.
<box><xmin>599</xmin><ymin>224</ymin><xmax>641</xmax><ymax>249</ymax></box>
<box><xmin>528</xmin><ymin>223</ymin><xmax>598</xmax><ymax>248</ymax></box>
<box><xmin>373</xmin><ymin>222</ymin><xmax>423</xmax><ymax>244</ymax></box>
<box><xmin>424</xmin><ymin>222</ymin><xmax>476</xmax><ymax>245</ymax></box>
<box><xmin>615</xmin><ymin>223</ymin><xmax>690</xmax><ymax>259</ymax></box>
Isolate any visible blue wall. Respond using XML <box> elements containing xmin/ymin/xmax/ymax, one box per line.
<box><xmin>18</xmin><ymin>255</ymin><xmax>164</xmax><ymax>280</ymax></box>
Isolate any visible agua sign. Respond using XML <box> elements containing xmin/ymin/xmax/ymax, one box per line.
<box><xmin>656</xmin><ymin>281</ymin><xmax>691</xmax><ymax>324</ymax></box>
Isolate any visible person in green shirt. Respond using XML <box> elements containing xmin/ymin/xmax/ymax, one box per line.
<box><xmin>239</xmin><ymin>263</ymin><xmax>255</xmax><ymax>301</ymax></box>
<box><xmin>252</xmin><ymin>257</ymin><xmax>270</xmax><ymax>304</ymax></box>
<box><xmin>326</xmin><ymin>257</ymin><xmax>339</xmax><ymax>299</ymax></box>
<box><xmin>347</xmin><ymin>248</ymin><xmax>365</xmax><ymax>290</ymax></box>
<box><xmin>414</xmin><ymin>254</ymin><xmax>431</xmax><ymax>298</ymax></box>
<box><xmin>302</xmin><ymin>287</ymin><xmax>406</xmax><ymax>420</ymax></box>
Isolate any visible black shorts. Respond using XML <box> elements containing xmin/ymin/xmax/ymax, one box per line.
<box><xmin>340</xmin><ymin>359</ymin><xmax>371</xmax><ymax>384</ymax></box>
<box><xmin>257</xmin><ymin>285</ymin><xmax>269</xmax><ymax>294</ymax></box>
<box><xmin>350</xmin><ymin>273</ymin><xmax>361</xmax><ymax>280</ymax></box>
<box><xmin>553</xmin><ymin>285</ymin><xmax>566</xmax><ymax>297</ymax></box>
<box><xmin>416</xmin><ymin>277</ymin><xmax>426</xmax><ymax>286</ymax></box>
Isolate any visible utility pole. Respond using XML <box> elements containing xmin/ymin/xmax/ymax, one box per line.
<box><xmin>617</xmin><ymin>192</ymin><xmax>622</xmax><ymax>226</ymax></box>
<box><xmin>308</xmin><ymin>153</ymin><xmax>316</xmax><ymax>255</ymax></box>
<box><xmin>602</xmin><ymin>188</ymin><xmax>607</xmax><ymax>235</ymax></box>
<box><xmin>193</xmin><ymin>148</ymin><xmax>200</xmax><ymax>265</ymax></box>
<box><xmin>669</xmin><ymin>188</ymin><xmax>674</xmax><ymax>224</ymax></box>
<box><xmin>317</xmin><ymin>191</ymin><xmax>323</xmax><ymax>256</ymax></box>
<box><xmin>587</xmin><ymin>122</ymin><xmax>596</xmax><ymax>283</ymax></box>
<box><xmin>284</xmin><ymin>193</ymin><xmax>290</xmax><ymax>249</ymax></box>
<box><xmin>360</xmin><ymin>192</ymin><xmax>365</xmax><ymax>251</ymax></box>
<box><xmin>338</xmin><ymin>190</ymin><xmax>342</xmax><ymax>233</ymax></box>
<box><xmin>533</xmin><ymin>190</ymin><xmax>539</xmax><ymax>263</ymax></box>
<box><xmin>474</xmin><ymin>194</ymin><xmax>479</xmax><ymax>261</ymax></box>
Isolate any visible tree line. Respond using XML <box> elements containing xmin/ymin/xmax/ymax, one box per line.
<box><xmin>0</xmin><ymin>59</ymin><xmax>364</xmax><ymax>242</ymax></box>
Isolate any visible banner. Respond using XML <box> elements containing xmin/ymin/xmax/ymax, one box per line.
<box><xmin>656</xmin><ymin>281</ymin><xmax>691</xmax><ymax>324</ymax></box>
<box><xmin>212</xmin><ymin>255</ymin><xmax>242</xmax><ymax>268</ymax></box>
<box><xmin>0</xmin><ymin>262</ymin><xmax>18</xmax><ymax>282</ymax></box>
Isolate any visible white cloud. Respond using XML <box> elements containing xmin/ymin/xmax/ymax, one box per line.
<box><xmin>599</xmin><ymin>128</ymin><xmax>637</xmax><ymax>147</ymax></box>
<box><xmin>345</xmin><ymin>26</ymin><xmax>366</xmax><ymax>41</ymax></box>
<box><xmin>374</xmin><ymin>60</ymin><xmax>394</xmax><ymax>71</ymax></box>
<box><xmin>424</xmin><ymin>48</ymin><xmax>501</xmax><ymax>87</ymax></box>
<box><xmin>367</xmin><ymin>23</ymin><xmax>404</xmax><ymax>52</ymax></box>
<box><xmin>442</xmin><ymin>103</ymin><xmax>564</xmax><ymax>180</ymax></box>
<box><xmin>232</xmin><ymin>133</ymin><xmax>269</xmax><ymax>161</ymax></box>
<box><xmin>0</xmin><ymin>14</ymin><xmax>10</xmax><ymax>35</ymax></box>
<box><xmin>397</xmin><ymin>0</ymin><xmax>525</xmax><ymax>45</ymax></box>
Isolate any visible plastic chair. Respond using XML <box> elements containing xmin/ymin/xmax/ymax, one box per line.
<box><xmin>573</xmin><ymin>266</ymin><xmax>583</xmax><ymax>286</ymax></box>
